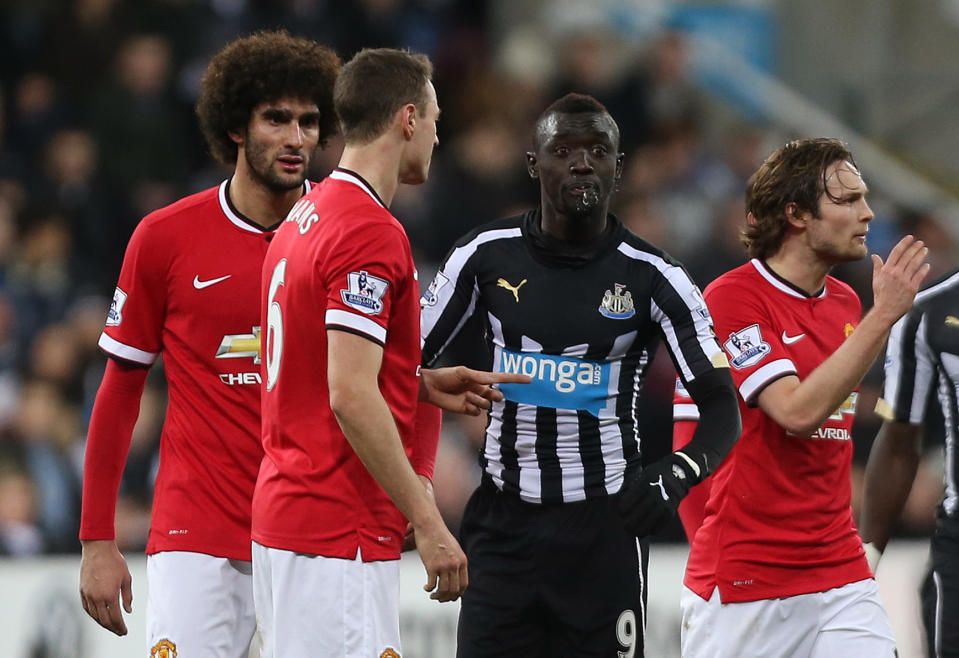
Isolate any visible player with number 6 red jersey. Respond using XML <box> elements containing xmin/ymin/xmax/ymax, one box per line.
<box><xmin>254</xmin><ymin>168</ymin><xmax>423</xmax><ymax>560</ymax></box>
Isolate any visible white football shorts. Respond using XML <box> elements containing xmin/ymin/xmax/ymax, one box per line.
<box><xmin>681</xmin><ymin>578</ymin><xmax>897</xmax><ymax>658</ymax></box>
<box><xmin>252</xmin><ymin>541</ymin><xmax>402</xmax><ymax>658</ymax></box>
<box><xmin>146</xmin><ymin>550</ymin><xmax>256</xmax><ymax>658</ymax></box>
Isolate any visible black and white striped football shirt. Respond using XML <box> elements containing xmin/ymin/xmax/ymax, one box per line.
<box><xmin>879</xmin><ymin>267</ymin><xmax>959</xmax><ymax>519</ymax></box>
<box><xmin>421</xmin><ymin>210</ymin><xmax>725</xmax><ymax>504</ymax></box>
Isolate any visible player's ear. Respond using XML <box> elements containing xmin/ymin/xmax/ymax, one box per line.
<box><xmin>615</xmin><ymin>152</ymin><xmax>625</xmax><ymax>180</ymax></box>
<box><xmin>784</xmin><ymin>202</ymin><xmax>806</xmax><ymax>229</ymax></box>
<box><xmin>526</xmin><ymin>152</ymin><xmax>538</xmax><ymax>179</ymax></box>
<box><xmin>401</xmin><ymin>104</ymin><xmax>416</xmax><ymax>140</ymax></box>
<box><xmin>228</xmin><ymin>128</ymin><xmax>245</xmax><ymax>146</ymax></box>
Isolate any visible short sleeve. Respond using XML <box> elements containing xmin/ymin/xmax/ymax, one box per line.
<box><xmin>322</xmin><ymin>220</ymin><xmax>411</xmax><ymax>345</ymax></box>
<box><xmin>420</xmin><ymin>242</ymin><xmax>481</xmax><ymax>367</ymax></box>
<box><xmin>876</xmin><ymin>308</ymin><xmax>936</xmax><ymax>424</ymax></box>
<box><xmin>649</xmin><ymin>262</ymin><xmax>727</xmax><ymax>384</ymax></box>
<box><xmin>98</xmin><ymin>219</ymin><xmax>169</xmax><ymax>365</ymax></box>
<box><xmin>706</xmin><ymin>282</ymin><xmax>798</xmax><ymax>405</ymax></box>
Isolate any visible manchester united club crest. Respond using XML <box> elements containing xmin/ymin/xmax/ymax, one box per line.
<box><xmin>151</xmin><ymin>639</ymin><xmax>177</xmax><ymax>658</ymax></box>
<box><xmin>599</xmin><ymin>283</ymin><xmax>635</xmax><ymax>319</ymax></box>
<box><xmin>379</xmin><ymin>648</ymin><xmax>401</xmax><ymax>658</ymax></box>
<box><xmin>844</xmin><ymin>322</ymin><xmax>855</xmax><ymax>337</ymax></box>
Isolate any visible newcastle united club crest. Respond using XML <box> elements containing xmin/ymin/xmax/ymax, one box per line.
<box><xmin>599</xmin><ymin>283</ymin><xmax>635</xmax><ymax>319</ymax></box>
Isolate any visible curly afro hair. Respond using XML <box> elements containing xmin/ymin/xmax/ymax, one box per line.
<box><xmin>196</xmin><ymin>30</ymin><xmax>341</xmax><ymax>164</ymax></box>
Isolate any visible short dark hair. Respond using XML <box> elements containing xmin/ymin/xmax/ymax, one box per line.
<box><xmin>743</xmin><ymin>137</ymin><xmax>857</xmax><ymax>259</ymax></box>
<box><xmin>533</xmin><ymin>93</ymin><xmax>619</xmax><ymax>149</ymax></box>
<box><xmin>541</xmin><ymin>93</ymin><xmax>609</xmax><ymax>117</ymax></box>
<box><xmin>196</xmin><ymin>30</ymin><xmax>341</xmax><ymax>164</ymax></box>
<box><xmin>334</xmin><ymin>48</ymin><xmax>433</xmax><ymax>145</ymax></box>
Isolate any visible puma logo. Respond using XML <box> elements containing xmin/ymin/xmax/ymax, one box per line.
<box><xmin>652</xmin><ymin>475</ymin><xmax>669</xmax><ymax>501</ymax></box>
<box><xmin>497</xmin><ymin>278</ymin><xmax>527</xmax><ymax>302</ymax></box>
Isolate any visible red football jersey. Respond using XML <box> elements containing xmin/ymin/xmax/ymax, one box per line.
<box><xmin>685</xmin><ymin>259</ymin><xmax>872</xmax><ymax>603</ymax></box>
<box><xmin>672</xmin><ymin>378</ymin><xmax>709</xmax><ymax>542</ymax></box>
<box><xmin>252</xmin><ymin>168</ymin><xmax>421</xmax><ymax>561</ymax></box>
<box><xmin>94</xmin><ymin>180</ymin><xmax>307</xmax><ymax>559</ymax></box>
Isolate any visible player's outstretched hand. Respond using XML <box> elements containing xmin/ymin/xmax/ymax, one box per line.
<box><xmin>617</xmin><ymin>452</ymin><xmax>698</xmax><ymax>538</ymax></box>
<box><xmin>420</xmin><ymin>366</ymin><xmax>531</xmax><ymax>416</ymax></box>
<box><xmin>413</xmin><ymin>515</ymin><xmax>468</xmax><ymax>602</ymax></box>
<box><xmin>870</xmin><ymin>235</ymin><xmax>930</xmax><ymax>325</ymax></box>
<box><xmin>79</xmin><ymin>540</ymin><xmax>133</xmax><ymax>636</ymax></box>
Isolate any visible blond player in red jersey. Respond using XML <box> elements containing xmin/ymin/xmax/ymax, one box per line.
<box><xmin>680</xmin><ymin>138</ymin><xmax>929</xmax><ymax>657</ymax></box>
<box><xmin>252</xmin><ymin>48</ymin><xmax>528</xmax><ymax>658</ymax></box>
<box><xmin>78</xmin><ymin>32</ymin><xmax>340</xmax><ymax>657</ymax></box>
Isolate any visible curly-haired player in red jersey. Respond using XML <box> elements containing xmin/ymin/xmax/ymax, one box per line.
<box><xmin>78</xmin><ymin>31</ymin><xmax>339</xmax><ymax>657</ymax></box>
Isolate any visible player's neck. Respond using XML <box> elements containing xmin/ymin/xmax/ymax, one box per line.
<box><xmin>229</xmin><ymin>167</ymin><xmax>304</xmax><ymax>229</ymax></box>
<box><xmin>337</xmin><ymin>140</ymin><xmax>403</xmax><ymax>208</ymax></box>
<box><xmin>765</xmin><ymin>246</ymin><xmax>831</xmax><ymax>295</ymax></box>
<box><xmin>540</xmin><ymin>206</ymin><xmax>609</xmax><ymax>244</ymax></box>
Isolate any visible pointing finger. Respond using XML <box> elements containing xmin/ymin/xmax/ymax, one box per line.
<box><xmin>456</xmin><ymin>366</ymin><xmax>530</xmax><ymax>386</ymax></box>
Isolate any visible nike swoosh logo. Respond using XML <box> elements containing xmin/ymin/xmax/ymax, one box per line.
<box><xmin>782</xmin><ymin>331</ymin><xmax>805</xmax><ymax>344</ymax></box>
<box><xmin>193</xmin><ymin>275</ymin><xmax>232</xmax><ymax>289</ymax></box>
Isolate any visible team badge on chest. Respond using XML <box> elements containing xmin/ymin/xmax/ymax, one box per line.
<box><xmin>151</xmin><ymin>639</ymin><xmax>177</xmax><ymax>658</ymax></box>
<box><xmin>599</xmin><ymin>283</ymin><xmax>635</xmax><ymax>319</ymax></box>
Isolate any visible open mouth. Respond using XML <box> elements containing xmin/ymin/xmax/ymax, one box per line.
<box><xmin>563</xmin><ymin>181</ymin><xmax>601</xmax><ymax>210</ymax></box>
<box><xmin>565</xmin><ymin>181</ymin><xmax>598</xmax><ymax>196</ymax></box>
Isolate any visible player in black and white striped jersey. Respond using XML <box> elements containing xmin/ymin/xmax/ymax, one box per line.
<box><xmin>862</xmin><ymin>266</ymin><xmax>959</xmax><ymax>657</ymax></box>
<box><xmin>420</xmin><ymin>93</ymin><xmax>741</xmax><ymax>657</ymax></box>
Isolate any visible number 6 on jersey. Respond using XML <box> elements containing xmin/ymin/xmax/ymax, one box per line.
<box><xmin>265</xmin><ymin>259</ymin><xmax>287</xmax><ymax>391</ymax></box>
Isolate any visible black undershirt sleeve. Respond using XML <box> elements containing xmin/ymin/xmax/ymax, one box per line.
<box><xmin>680</xmin><ymin>367</ymin><xmax>742</xmax><ymax>482</ymax></box>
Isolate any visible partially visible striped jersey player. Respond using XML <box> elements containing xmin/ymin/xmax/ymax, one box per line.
<box><xmin>863</xmin><ymin>265</ymin><xmax>959</xmax><ymax>658</ymax></box>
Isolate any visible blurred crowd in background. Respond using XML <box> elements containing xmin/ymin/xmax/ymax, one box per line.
<box><xmin>0</xmin><ymin>0</ymin><xmax>952</xmax><ymax>556</ymax></box>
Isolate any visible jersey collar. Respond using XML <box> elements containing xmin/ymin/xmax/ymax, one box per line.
<box><xmin>523</xmin><ymin>208</ymin><xmax>625</xmax><ymax>268</ymax></box>
<box><xmin>218</xmin><ymin>178</ymin><xmax>312</xmax><ymax>233</ymax></box>
<box><xmin>329</xmin><ymin>168</ymin><xmax>388</xmax><ymax>209</ymax></box>
<box><xmin>751</xmin><ymin>259</ymin><xmax>827</xmax><ymax>300</ymax></box>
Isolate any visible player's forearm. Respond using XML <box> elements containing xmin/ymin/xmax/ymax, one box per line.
<box><xmin>681</xmin><ymin>368</ymin><xmax>741</xmax><ymax>477</ymax></box>
<box><xmin>79</xmin><ymin>359</ymin><xmax>148</xmax><ymax>540</ymax></box>
<box><xmin>860</xmin><ymin>421</ymin><xmax>923</xmax><ymax>551</ymax></box>
<box><xmin>330</xmin><ymin>385</ymin><xmax>443</xmax><ymax>529</ymax></box>
<box><xmin>773</xmin><ymin>310</ymin><xmax>891</xmax><ymax>435</ymax></box>
<box><xmin>410</xmin><ymin>401</ymin><xmax>441</xmax><ymax>480</ymax></box>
